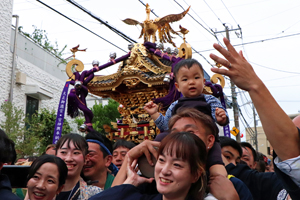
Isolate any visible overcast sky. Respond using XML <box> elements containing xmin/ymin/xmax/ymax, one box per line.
<box><xmin>12</xmin><ymin>0</ymin><xmax>300</xmax><ymax>140</ymax></box>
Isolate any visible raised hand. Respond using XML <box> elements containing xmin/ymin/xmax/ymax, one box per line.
<box><xmin>210</xmin><ymin>37</ymin><xmax>263</xmax><ymax>92</ymax></box>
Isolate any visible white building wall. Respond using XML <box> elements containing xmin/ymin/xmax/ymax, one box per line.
<box><xmin>0</xmin><ymin>0</ymin><xmax>78</xmax><ymax>132</ymax></box>
<box><xmin>1</xmin><ymin>0</ymin><xmax>109</xmax><ymax>133</ymax></box>
<box><xmin>14</xmin><ymin>57</ymin><xmax>66</xmax><ymax>111</ymax></box>
<box><xmin>0</xmin><ymin>0</ymin><xmax>14</xmax><ymax>116</ymax></box>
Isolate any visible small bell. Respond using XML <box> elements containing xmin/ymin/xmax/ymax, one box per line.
<box><xmin>172</xmin><ymin>48</ymin><xmax>178</xmax><ymax>56</ymax></box>
<box><xmin>128</xmin><ymin>43</ymin><xmax>134</xmax><ymax>51</ymax></box>
<box><xmin>163</xmin><ymin>74</ymin><xmax>171</xmax><ymax>83</ymax></box>
<box><xmin>165</xmin><ymin>47</ymin><xmax>171</xmax><ymax>54</ymax></box>
<box><xmin>75</xmin><ymin>81</ymin><xmax>82</xmax><ymax>89</ymax></box>
<box><xmin>157</xmin><ymin>43</ymin><xmax>164</xmax><ymax>51</ymax></box>
<box><xmin>79</xmin><ymin>124</ymin><xmax>87</xmax><ymax>132</ymax></box>
<box><xmin>92</xmin><ymin>60</ymin><xmax>99</xmax><ymax>66</ymax></box>
<box><xmin>110</xmin><ymin>52</ymin><xmax>117</xmax><ymax>60</ymax></box>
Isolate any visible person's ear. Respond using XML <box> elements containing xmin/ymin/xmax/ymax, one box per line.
<box><xmin>206</xmin><ymin>134</ymin><xmax>215</xmax><ymax>150</ymax></box>
<box><xmin>57</xmin><ymin>185</ymin><xmax>64</xmax><ymax>195</ymax></box>
<box><xmin>253</xmin><ymin>161</ymin><xmax>257</xmax><ymax>169</ymax></box>
<box><xmin>192</xmin><ymin>169</ymin><xmax>203</xmax><ymax>183</ymax></box>
<box><xmin>105</xmin><ymin>155</ymin><xmax>113</xmax><ymax>167</ymax></box>
<box><xmin>175</xmin><ymin>82</ymin><xmax>180</xmax><ymax>92</ymax></box>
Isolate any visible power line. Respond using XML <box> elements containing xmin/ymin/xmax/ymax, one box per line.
<box><xmin>275</xmin><ymin>19</ymin><xmax>300</xmax><ymax>36</ymax></box>
<box><xmin>174</xmin><ymin>0</ymin><xmax>225</xmax><ymax>47</ymax></box>
<box><xmin>203</xmin><ymin>0</ymin><xmax>224</xmax><ymax>25</ymax></box>
<box><xmin>264</xmin><ymin>75</ymin><xmax>300</xmax><ymax>82</ymax></box>
<box><xmin>220</xmin><ymin>0</ymin><xmax>239</xmax><ymax>25</ymax></box>
<box><xmin>250</xmin><ymin>61</ymin><xmax>300</xmax><ymax>74</ymax></box>
<box><xmin>66</xmin><ymin>0</ymin><xmax>137</xmax><ymax>44</ymax></box>
<box><xmin>244</xmin><ymin>3</ymin><xmax>300</xmax><ymax>27</ymax></box>
<box><xmin>174</xmin><ymin>0</ymin><xmax>214</xmax><ymax>36</ymax></box>
<box><xmin>182</xmin><ymin>0</ymin><xmax>213</xmax><ymax>32</ymax></box>
<box><xmin>36</xmin><ymin>0</ymin><xmax>127</xmax><ymax>53</ymax></box>
<box><xmin>238</xmin><ymin>107</ymin><xmax>256</xmax><ymax>137</ymax></box>
<box><xmin>193</xmin><ymin>31</ymin><xmax>300</xmax><ymax>53</ymax></box>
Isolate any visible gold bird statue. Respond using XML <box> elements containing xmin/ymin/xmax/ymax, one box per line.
<box><xmin>177</xmin><ymin>25</ymin><xmax>189</xmax><ymax>43</ymax></box>
<box><xmin>70</xmin><ymin>44</ymin><xmax>87</xmax><ymax>54</ymax></box>
<box><xmin>122</xmin><ymin>4</ymin><xmax>190</xmax><ymax>47</ymax></box>
<box><xmin>178</xmin><ymin>25</ymin><xmax>189</xmax><ymax>35</ymax></box>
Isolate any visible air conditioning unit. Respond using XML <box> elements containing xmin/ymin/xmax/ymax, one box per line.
<box><xmin>16</xmin><ymin>71</ymin><xmax>26</xmax><ymax>85</ymax></box>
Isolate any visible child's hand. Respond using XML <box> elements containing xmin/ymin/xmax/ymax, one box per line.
<box><xmin>215</xmin><ymin>108</ymin><xmax>227</xmax><ymax>125</ymax></box>
<box><xmin>144</xmin><ymin>101</ymin><xmax>158</xmax><ymax>116</ymax></box>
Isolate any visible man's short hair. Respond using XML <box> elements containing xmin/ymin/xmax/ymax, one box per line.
<box><xmin>168</xmin><ymin>107</ymin><xmax>219</xmax><ymax>137</ymax></box>
<box><xmin>85</xmin><ymin>131</ymin><xmax>113</xmax><ymax>158</ymax></box>
<box><xmin>240</xmin><ymin>142</ymin><xmax>257</xmax><ymax>161</ymax></box>
<box><xmin>219</xmin><ymin>136</ymin><xmax>242</xmax><ymax>157</ymax></box>
<box><xmin>113</xmin><ymin>140</ymin><xmax>136</xmax><ymax>151</ymax></box>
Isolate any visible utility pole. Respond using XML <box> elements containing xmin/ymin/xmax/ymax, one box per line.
<box><xmin>215</xmin><ymin>24</ymin><xmax>241</xmax><ymax>142</ymax></box>
<box><xmin>253</xmin><ymin>103</ymin><xmax>258</xmax><ymax>150</ymax></box>
<box><xmin>9</xmin><ymin>15</ymin><xmax>19</xmax><ymax>103</ymax></box>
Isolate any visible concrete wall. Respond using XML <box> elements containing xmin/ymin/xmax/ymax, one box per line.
<box><xmin>10</xmin><ymin>28</ymin><xmax>67</xmax><ymax>82</ymax></box>
<box><xmin>0</xmin><ymin>0</ymin><xmax>14</xmax><ymax>110</ymax></box>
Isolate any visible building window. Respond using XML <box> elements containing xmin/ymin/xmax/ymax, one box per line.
<box><xmin>26</xmin><ymin>96</ymin><xmax>39</xmax><ymax>119</ymax></box>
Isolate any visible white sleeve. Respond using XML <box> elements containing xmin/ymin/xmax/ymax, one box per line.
<box><xmin>274</xmin><ymin>155</ymin><xmax>300</xmax><ymax>187</ymax></box>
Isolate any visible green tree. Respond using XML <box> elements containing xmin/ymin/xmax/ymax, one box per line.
<box><xmin>18</xmin><ymin>25</ymin><xmax>67</xmax><ymax>60</ymax></box>
<box><xmin>0</xmin><ymin>100</ymin><xmax>24</xmax><ymax>143</ymax></box>
<box><xmin>92</xmin><ymin>99</ymin><xmax>120</xmax><ymax>133</ymax></box>
<box><xmin>74</xmin><ymin>99</ymin><xmax>120</xmax><ymax>134</ymax></box>
<box><xmin>0</xmin><ymin>101</ymin><xmax>71</xmax><ymax>157</ymax></box>
<box><xmin>25</xmin><ymin>109</ymin><xmax>71</xmax><ymax>154</ymax></box>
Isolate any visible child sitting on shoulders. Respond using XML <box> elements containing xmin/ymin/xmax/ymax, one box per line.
<box><xmin>144</xmin><ymin>58</ymin><xmax>229</xmax><ymax>178</ymax></box>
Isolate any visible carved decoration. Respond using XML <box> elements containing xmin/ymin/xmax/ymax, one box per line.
<box><xmin>122</xmin><ymin>4</ymin><xmax>190</xmax><ymax>47</ymax></box>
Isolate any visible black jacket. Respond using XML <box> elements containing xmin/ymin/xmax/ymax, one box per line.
<box><xmin>0</xmin><ymin>174</ymin><xmax>21</xmax><ymax>200</ymax></box>
<box><xmin>273</xmin><ymin>150</ymin><xmax>300</xmax><ymax>200</ymax></box>
<box><xmin>226</xmin><ymin>163</ymin><xmax>287</xmax><ymax>200</ymax></box>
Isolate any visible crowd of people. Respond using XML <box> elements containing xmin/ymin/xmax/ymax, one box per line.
<box><xmin>1</xmin><ymin>38</ymin><xmax>299</xmax><ymax>200</ymax></box>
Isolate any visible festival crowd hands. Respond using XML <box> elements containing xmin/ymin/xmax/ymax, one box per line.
<box><xmin>209</xmin><ymin>37</ymin><xmax>264</xmax><ymax>92</ymax></box>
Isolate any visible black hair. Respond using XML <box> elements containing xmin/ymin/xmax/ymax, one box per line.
<box><xmin>173</xmin><ymin>59</ymin><xmax>204</xmax><ymax>81</ymax></box>
<box><xmin>219</xmin><ymin>136</ymin><xmax>243</xmax><ymax>157</ymax></box>
<box><xmin>0</xmin><ymin>130</ymin><xmax>17</xmax><ymax>164</ymax></box>
<box><xmin>56</xmin><ymin>133</ymin><xmax>88</xmax><ymax>156</ymax></box>
<box><xmin>169</xmin><ymin>107</ymin><xmax>219</xmax><ymax>137</ymax></box>
<box><xmin>85</xmin><ymin>131</ymin><xmax>113</xmax><ymax>158</ymax></box>
<box><xmin>113</xmin><ymin>140</ymin><xmax>136</xmax><ymax>151</ymax></box>
<box><xmin>256</xmin><ymin>152</ymin><xmax>266</xmax><ymax>172</ymax></box>
<box><xmin>0</xmin><ymin>129</ymin><xmax>9</xmax><ymax>139</ymax></box>
<box><xmin>240</xmin><ymin>142</ymin><xmax>257</xmax><ymax>161</ymax></box>
<box><xmin>27</xmin><ymin>154</ymin><xmax>68</xmax><ymax>187</ymax></box>
<box><xmin>158</xmin><ymin>131</ymin><xmax>207</xmax><ymax>200</ymax></box>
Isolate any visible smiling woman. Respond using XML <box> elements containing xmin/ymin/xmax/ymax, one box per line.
<box><xmin>55</xmin><ymin>133</ymin><xmax>102</xmax><ymax>200</ymax></box>
<box><xmin>89</xmin><ymin>131</ymin><xmax>207</xmax><ymax>200</ymax></box>
<box><xmin>27</xmin><ymin>154</ymin><xmax>67</xmax><ymax>200</ymax></box>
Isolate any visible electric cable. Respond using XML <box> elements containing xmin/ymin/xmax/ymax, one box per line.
<box><xmin>36</xmin><ymin>0</ymin><xmax>127</xmax><ymax>53</ymax></box>
<box><xmin>193</xmin><ymin>31</ymin><xmax>300</xmax><ymax>53</ymax></box>
<box><xmin>66</xmin><ymin>0</ymin><xmax>137</xmax><ymax>44</ymax></box>
<box><xmin>220</xmin><ymin>0</ymin><xmax>239</xmax><ymax>25</ymax></box>
<box><xmin>174</xmin><ymin>0</ymin><xmax>225</xmax><ymax>47</ymax></box>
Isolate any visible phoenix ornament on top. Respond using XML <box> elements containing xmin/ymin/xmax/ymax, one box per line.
<box><xmin>122</xmin><ymin>3</ymin><xmax>190</xmax><ymax>47</ymax></box>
